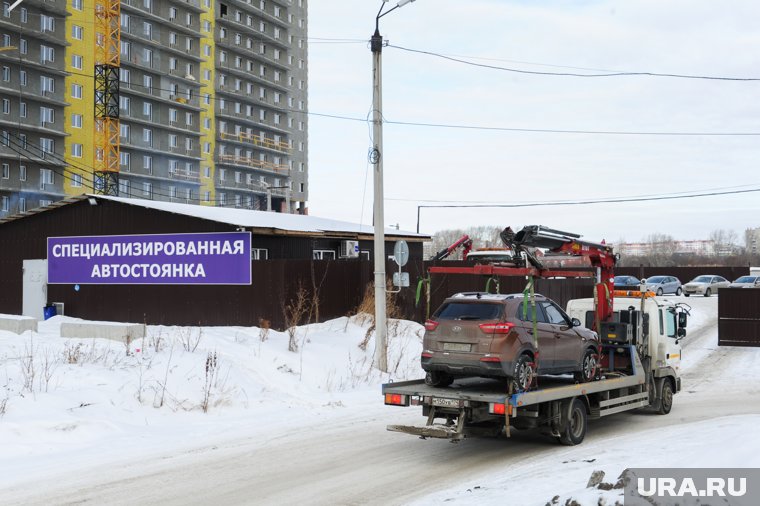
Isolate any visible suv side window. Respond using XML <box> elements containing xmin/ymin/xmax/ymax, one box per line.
<box><xmin>516</xmin><ymin>301</ymin><xmax>547</xmax><ymax>323</ymax></box>
<box><xmin>541</xmin><ymin>301</ymin><xmax>568</xmax><ymax>325</ymax></box>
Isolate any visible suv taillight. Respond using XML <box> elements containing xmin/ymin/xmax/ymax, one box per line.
<box><xmin>479</xmin><ymin>322</ymin><xmax>515</xmax><ymax>334</ymax></box>
<box><xmin>424</xmin><ymin>319</ymin><xmax>439</xmax><ymax>331</ymax></box>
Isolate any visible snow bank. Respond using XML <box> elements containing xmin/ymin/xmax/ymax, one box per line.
<box><xmin>0</xmin><ymin>313</ymin><xmax>424</xmax><ymax>485</ymax></box>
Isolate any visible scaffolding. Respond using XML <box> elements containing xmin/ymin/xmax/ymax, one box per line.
<box><xmin>93</xmin><ymin>0</ymin><xmax>120</xmax><ymax>195</ymax></box>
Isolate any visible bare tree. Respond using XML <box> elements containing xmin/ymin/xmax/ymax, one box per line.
<box><xmin>709</xmin><ymin>229</ymin><xmax>739</xmax><ymax>256</ymax></box>
<box><xmin>644</xmin><ymin>233</ymin><xmax>678</xmax><ymax>266</ymax></box>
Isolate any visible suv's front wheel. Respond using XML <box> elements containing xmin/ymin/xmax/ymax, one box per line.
<box><xmin>424</xmin><ymin>370</ymin><xmax>454</xmax><ymax>388</ymax></box>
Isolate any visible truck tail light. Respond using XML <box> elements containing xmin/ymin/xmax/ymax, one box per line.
<box><xmin>384</xmin><ymin>393</ymin><xmax>408</xmax><ymax>406</ymax></box>
<box><xmin>479</xmin><ymin>322</ymin><xmax>515</xmax><ymax>334</ymax></box>
<box><xmin>424</xmin><ymin>320</ymin><xmax>439</xmax><ymax>331</ymax></box>
<box><xmin>479</xmin><ymin>355</ymin><xmax>501</xmax><ymax>363</ymax></box>
<box><xmin>421</xmin><ymin>351</ymin><xmax>433</xmax><ymax>359</ymax></box>
<box><xmin>489</xmin><ymin>402</ymin><xmax>511</xmax><ymax>415</ymax></box>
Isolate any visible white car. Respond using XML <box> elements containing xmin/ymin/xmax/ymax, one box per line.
<box><xmin>683</xmin><ymin>275</ymin><xmax>730</xmax><ymax>297</ymax></box>
<box><xmin>729</xmin><ymin>275</ymin><xmax>760</xmax><ymax>288</ymax></box>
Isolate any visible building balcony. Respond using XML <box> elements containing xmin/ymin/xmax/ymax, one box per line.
<box><xmin>219</xmin><ymin>131</ymin><xmax>289</xmax><ymax>154</ymax></box>
<box><xmin>217</xmin><ymin>154</ymin><xmax>289</xmax><ymax>174</ymax></box>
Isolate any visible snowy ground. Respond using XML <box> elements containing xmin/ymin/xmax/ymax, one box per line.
<box><xmin>0</xmin><ymin>313</ymin><xmax>425</xmax><ymax>488</ymax></box>
<box><xmin>1</xmin><ymin>295</ymin><xmax>759</xmax><ymax>505</ymax></box>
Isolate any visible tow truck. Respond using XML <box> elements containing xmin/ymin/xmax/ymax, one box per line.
<box><xmin>383</xmin><ymin>225</ymin><xmax>689</xmax><ymax>445</ymax></box>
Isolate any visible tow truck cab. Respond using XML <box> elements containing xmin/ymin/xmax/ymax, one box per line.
<box><xmin>565</xmin><ymin>296</ymin><xmax>685</xmax><ymax>393</ymax></box>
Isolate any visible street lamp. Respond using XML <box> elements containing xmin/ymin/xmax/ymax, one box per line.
<box><xmin>372</xmin><ymin>0</ymin><xmax>416</xmax><ymax>373</ymax></box>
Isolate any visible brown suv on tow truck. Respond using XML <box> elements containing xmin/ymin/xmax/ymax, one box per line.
<box><xmin>421</xmin><ymin>292</ymin><xmax>600</xmax><ymax>390</ymax></box>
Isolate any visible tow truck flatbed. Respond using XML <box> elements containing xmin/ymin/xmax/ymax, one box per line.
<box><xmin>383</xmin><ymin>346</ymin><xmax>654</xmax><ymax>443</ymax></box>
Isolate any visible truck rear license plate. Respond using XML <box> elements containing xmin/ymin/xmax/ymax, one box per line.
<box><xmin>443</xmin><ymin>343</ymin><xmax>471</xmax><ymax>352</ymax></box>
<box><xmin>432</xmin><ymin>397</ymin><xmax>461</xmax><ymax>408</ymax></box>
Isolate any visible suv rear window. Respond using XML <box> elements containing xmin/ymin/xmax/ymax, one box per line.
<box><xmin>435</xmin><ymin>302</ymin><xmax>503</xmax><ymax>321</ymax></box>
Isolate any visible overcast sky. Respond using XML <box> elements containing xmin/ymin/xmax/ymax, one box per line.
<box><xmin>305</xmin><ymin>0</ymin><xmax>760</xmax><ymax>245</ymax></box>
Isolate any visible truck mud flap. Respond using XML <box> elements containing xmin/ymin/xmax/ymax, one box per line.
<box><xmin>386</xmin><ymin>424</ymin><xmax>465</xmax><ymax>441</ymax></box>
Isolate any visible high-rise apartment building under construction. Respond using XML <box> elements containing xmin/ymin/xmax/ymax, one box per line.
<box><xmin>0</xmin><ymin>0</ymin><xmax>308</xmax><ymax>216</ymax></box>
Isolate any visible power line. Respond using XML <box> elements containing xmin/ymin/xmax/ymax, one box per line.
<box><xmin>390</xmin><ymin>182</ymin><xmax>760</xmax><ymax>205</ymax></box>
<box><xmin>388</xmin><ymin>44</ymin><xmax>760</xmax><ymax>81</ymax></box>
<box><xmin>414</xmin><ymin>188</ymin><xmax>760</xmax><ymax>232</ymax></box>
<box><xmin>57</xmin><ymin>62</ymin><xmax>760</xmax><ymax>137</ymax></box>
<box><xmin>417</xmin><ymin>187</ymin><xmax>760</xmax><ymax>209</ymax></box>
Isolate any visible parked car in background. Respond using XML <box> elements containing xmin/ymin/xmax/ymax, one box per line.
<box><xmin>683</xmin><ymin>275</ymin><xmax>730</xmax><ymax>297</ymax></box>
<box><xmin>613</xmin><ymin>275</ymin><xmax>641</xmax><ymax>288</ymax></box>
<box><xmin>421</xmin><ymin>292</ymin><xmax>600</xmax><ymax>390</ymax></box>
<box><xmin>729</xmin><ymin>275</ymin><xmax>760</xmax><ymax>288</ymax></box>
<box><xmin>642</xmin><ymin>276</ymin><xmax>682</xmax><ymax>296</ymax></box>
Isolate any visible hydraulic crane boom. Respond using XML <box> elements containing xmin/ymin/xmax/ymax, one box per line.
<box><xmin>429</xmin><ymin>234</ymin><xmax>473</xmax><ymax>262</ymax></box>
<box><xmin>428</xmin><ymin>225</ymin><xmax>618</xmax><ymax>328</ymax></box>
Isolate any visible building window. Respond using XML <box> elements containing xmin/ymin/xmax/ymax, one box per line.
<box><xmin>72</xmin><ymin>25</ymin><xmax>83</xmax><ymax>40</ymax></box>
<box><xmin>120</xmin><ymin>123</ymin><xmax>130</xmax><ymax>139</ymax></box>
<box><xmin>20</xmin><ymin>6</ymin><xmax>27</xmax><ymax>22</ymax></box>
<box><xmin>120</xmin><ymin>151</ymin><xmax>130</xmax><ymax>167</ymax></box>
<box><xmin>1</xmin><ymin>163</ymin><xmax>8</xmax><ymax>179</ymax></box>
<box><xmin>40</xmin><ymin>107</ymin><xmax>54</xmax><ymax>125</ymax></box>
<box><xmin>71</xmin><ymin>83</ymin><xmax>83</xmax><ymax>99</ymax></box>
<box><xmin>143</xmin><ymin>155</ymin><xmax>152</xmax><ymax>172</ymax></box>
<box><xmin>1</xmin><ymin>98</ymin><xmax>8</xmax><ymax>114</ymax></box>
<box><xmin>40</xmin><ymin>46</ymin><xmax>55</xmax><ymax>63</ymax></box>
<box><xmin>72</xmin><ymin>0</ymin><xmax>82</xmax><ymax>10</ymax></box>
<box><xmin>1</xmin><ymin>196</ymin><xmax>7</xmax><ymax>212</ymax></box>
<box><xmin>143</xmin><ymin>128</ymin><xmax>152</xmax><ymax>146</ymax></box>
<box><xmin>71</xmin><ymin>143</ymin><xmax>83</xmax><ymax>158</ymax></box>
<box><xmin>1</xmin><ymin>66</ymin><xmax>8</xmax><ymax>81</ymax></box>
<box><xmin>19</xmin><ymin>198</ymin><xmax>26</xmax><ymax>213</ymax></box>
<box><xmin>40</xmin><ymin>14</ymin><xmax>55</xmax><ymax>32</ymax></box>
<box><xmin>143</xmin><ymin>182</ymin><xmax>152</xmax><ymax>197</ymax></box>
<box><xmin>72</xmin><ymin>173</ymin><xmax>83</xmax><ymax>187</ymax></box>
<box><xmin>119</xmin><ymin>179</ymin><xmax>130</xmax><ymax>196</ymax></box>
<box><xmin>72</xmin><ymin>54</ymin><xmax>83</xmax><ymax>70</ymax></box>
<box><xmin>313</xmin><ymin>250</ymin><xmax>336</xmax><ymax>260</ymax></box>
<box><xmin>40</xmin><ymin>168</ymin><xmax>54</xmax><ymax>186</ymax></box>
<box><xmin>71</xmin><ymin>114</ymin><xmax>82</xmax><ymax>128</ymax></box>
<box><xmin>19</xmin><ymin>70</ymin><xmax>26</xmax><ymax>86</ymax></box>
<box><xmin>19</xmin><ymin>165</ymin><xmax>26</xmax><ymax>181</ymax></box>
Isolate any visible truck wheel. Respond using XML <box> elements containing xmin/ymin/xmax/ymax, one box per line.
<box><xmin>558</xmin><ymin>398</ymin><xmax>587</xmax><ymax>446</ymax></box>
<box><xmin>510</xmin><ymin>354</ymin><xmax>534</xmax><ymax>392</ymax></box>
<box><xmin>657</xmin><ymin>379</ymin><xmax>674</xmax><ymax>415</ymax></box>
<box><xmin>574</xmin><ymin>348</ymin><xmax>599</xmax><ymax>383</ymax></box>
<box><xmin>704</xmin><ymin>288</ymin><xmax>711</xmax><ymax>297</ymax></box>
<box><xmin>425</xmin><ymin>371</ymin><xmax>453</xmax><ymax>388</ymax></box>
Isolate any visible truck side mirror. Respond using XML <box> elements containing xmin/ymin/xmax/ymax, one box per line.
<box><xmin>678</xmin><ymin>312</ymin><xmax>687</xmax><ymax>328</ymax></box>
<box><xmin>571</xmin><ymin>317</ymin><xmax>581</xmax><ymax>328</ymax></box>
<box><xmin>677</xmin><ymin>328</ymin><xmax>686</xmax><ymax>338</ymax></box>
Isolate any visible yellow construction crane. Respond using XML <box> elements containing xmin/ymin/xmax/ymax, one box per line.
<box><xmin>93</xmin><ymin>0</ymin><xmax>120</xmax><ymax>195</ymax></box>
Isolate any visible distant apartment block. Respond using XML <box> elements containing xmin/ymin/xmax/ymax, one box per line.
<box><xmin>617</xmin><ymin>240</ymin><xmax>734</xmax><ymax>257</ymax></box>
<box><xmin>0</xmin><ymin>0</ymin><xmax>308</xmax><ymax>217</ymax></box>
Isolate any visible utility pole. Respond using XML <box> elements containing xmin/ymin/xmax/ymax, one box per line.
<box><xmin>371</xmin><ymin>0</ymin><xmax>416</xmax><ymax>373</ymax></box>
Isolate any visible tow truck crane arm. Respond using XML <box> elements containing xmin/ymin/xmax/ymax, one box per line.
<box><xmin>428</xmin><ymin>225</ymin><xmax>618</xmax><ymax>327</ymax></box>
<box><xmin>429</xmin><ymin>234</ymin><xmax>473</xmax><ymax>261</ymax></box>
<box><xmin>506</xmin><ymin>226</ymin><xmax>616</xmax><ymax>324</ymax></box>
